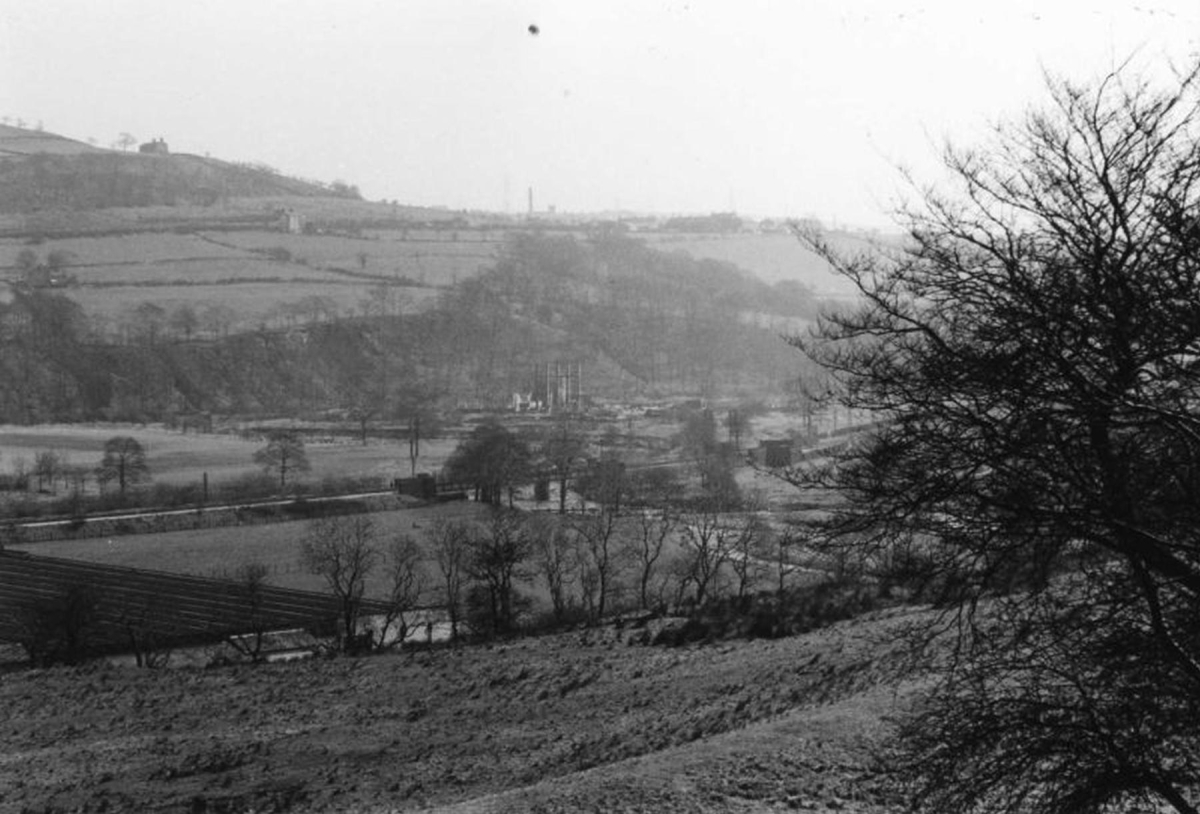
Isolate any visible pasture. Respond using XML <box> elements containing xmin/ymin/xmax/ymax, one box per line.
<box><xmin>68</xmin><ymin>279</ymin><xmax>441</xmax><ymax>329</ymax></box>
<box><xmin>0</xmin><ymin>224</ymin><xmax>494</xmax><ymax>330</ymax></box>
<box><xmin>214</xmin><ymin>229</ymin><xmax>498</xmax><ymax>287</ymax></box>
<box><xmin>9</xmin><ymin>502</ymin><xmax>488</xmax><ymax>599</ymax></box>
<box><xmin>0</xmin><ymin>423</ymin><xmax>461</xmax><ymax>489</ymax></box>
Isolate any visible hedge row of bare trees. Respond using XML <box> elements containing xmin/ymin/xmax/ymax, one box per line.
<box><xmin>301</xmin><ymin>490</ymin><xmax>799</xmax><ymax>649</ymax></box>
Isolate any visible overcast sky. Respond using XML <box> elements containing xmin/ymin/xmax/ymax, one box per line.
<box><xmin>2</xmin><ymin>1</ymin><xmax>1198</xmax><ymax>227</ymax></box>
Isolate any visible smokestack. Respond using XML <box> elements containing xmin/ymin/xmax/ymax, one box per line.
<box><xmin>527</xmin><ymin>187</ymin><xmax>533</xmax><ymax>216</ymax></box>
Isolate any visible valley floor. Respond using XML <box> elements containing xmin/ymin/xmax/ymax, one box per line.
<box><xmin>0</xmin><ymin>609</ymin><xmax>926</xmax><ymax>813</ymax></box>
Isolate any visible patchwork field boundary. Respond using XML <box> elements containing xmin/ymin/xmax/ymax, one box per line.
<box><xmin>7</xmin><ymin>492</ymin><xmax>407</xmax><ymax>544</ymax></box>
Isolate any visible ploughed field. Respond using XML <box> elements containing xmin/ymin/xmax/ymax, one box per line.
<box><xmin>0</xmin><ymin>551</ymin><xmax>394</xmax><ymax>658</ymax></box>
<box><xmin>0</xmin><ymin>609</ymin><xmax>924</xmax><ymax>813</ymax></box>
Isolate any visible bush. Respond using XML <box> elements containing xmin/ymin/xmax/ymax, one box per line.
<box><xmin>16</xmin><ymin>583</ymin><xmax>101</xmax><ymax>667</ymax></box>
<box><xmin>653</xmin><ymin>578</ymin><xmax>884</xmax><ymax>646</ymax></box>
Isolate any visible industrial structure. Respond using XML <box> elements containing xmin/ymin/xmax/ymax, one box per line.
<box><xmin>521</xmin><ymin>361</ymin><xmax>582</xmax><ymax>412</ymax></box>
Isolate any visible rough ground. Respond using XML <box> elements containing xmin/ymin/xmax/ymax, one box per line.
<box><xmin>0</xmin><ymin>609</ymin><xmax>929</xmax><ymax>813</ymax></box>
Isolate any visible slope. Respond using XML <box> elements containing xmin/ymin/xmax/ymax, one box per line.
<box><xmin>0</xmin><ymin>607</ymin><xmax>926</xmax><ymax>813</ymax></box>
<box><xmin>0</xmin><ymin>123</ymin><xmax>110</xmax><ymax>157</ymax></box>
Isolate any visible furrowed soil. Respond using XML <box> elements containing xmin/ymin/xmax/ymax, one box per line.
<box><xmin>0</xmin><ymin>609</ymin><xmax>928</xmax><ymax>813</ymax></box>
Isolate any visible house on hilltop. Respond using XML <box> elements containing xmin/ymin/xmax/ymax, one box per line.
<box><xmin>138</xmin><ymin>138</ymin><xmax>169</xmax><ymax>155</ymax></box>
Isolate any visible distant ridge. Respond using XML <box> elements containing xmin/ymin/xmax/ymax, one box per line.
<box><xmin>0</xmin><ymin>124</ymin><xmax>356</xmax><ymax>214</ymax></box>
<box><xmin>0</xmin><ymin>123</ymin><xmax>110</xmax><ymax>157</ymax></box>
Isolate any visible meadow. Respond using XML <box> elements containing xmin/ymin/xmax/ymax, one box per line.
<box><xmin>70</xmin><ymin>279</ymin><xmax>441</xmax><ymax>329</ymax></box>
<box><xmin>0</xmin><ymin>222</ymin><xmax>496</xmax><ymax>330</ymax></box>
<box><xmin>0</xmin><ymin>232</ymin><xmax>245</xmax><ymax>266</ymax></box>
<box><xmin>9</xmin><ymin>501</ymin><xmax>488</xmax><ymax>598</ymax></box>
<box><xmin>0</xmin><ymin>423</ymin><xmax>461</xmax><ymax>488</ymax></box>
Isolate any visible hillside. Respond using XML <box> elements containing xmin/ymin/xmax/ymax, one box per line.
<box><xmin>0</xmin><ymin>227</ymin><xmax>824</xmax><ymax>423</ymax></box>
<box><xmin>0</xmin><ymin>607</ymin><xmax>926</xmax><ymax>813</ymax></box>
<box><xmin>646</xmin><ymin>231</ymin><xmax>886</xmax><ymax>300</ymax></box>
<box><xmin>0</xmin><ymin>124</ymin><xmax>356</xmax><ymax>215</ymax></box>
<box><xmin>0</xmin><ymin>123</ymin><xmax>110</xmax><ymax>157</ymax></box>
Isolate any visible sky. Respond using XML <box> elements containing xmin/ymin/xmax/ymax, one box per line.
<box><xmin>2</xmin><ymin>1</ymin><xmax>1198</xmax><ymax>228</ymax></box>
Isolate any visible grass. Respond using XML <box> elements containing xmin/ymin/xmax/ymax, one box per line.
<box><xmin>0</xmin><ymin>423</ymin><xmax>462</xmax><ymax>489</ymax></box>
<box><xmin>70</xmin><ymin>258</ymin><xmax>352</xmax><ymax>286</ymax></box>
<box><xmin>9</xmin><ymin>502</ymin><xmax>488</xmax><ymax>598</ymax></box>
<box><xmin>0</xmin><ymin>226</ymin><xmax>487</xmax><ymax>327</ymax></box>
<box><xmin>0</xmin><ymin>232</ymin><xmax>246</xmax><ymax>266</ymax></box>
<box><xmin>213</xmin><ymin>229</ymin><xmax>497</xmax><ymax>287</ymax></box>
<box><xmin>68</xmin><ymin>281</ymin><xmax>442</xmax><ymax>328</ymax></box>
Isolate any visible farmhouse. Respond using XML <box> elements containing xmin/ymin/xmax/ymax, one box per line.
<box><xmin>138</xmin><ymin>138</ymin><xmax>169</xmax><ymax>155</ymax></box>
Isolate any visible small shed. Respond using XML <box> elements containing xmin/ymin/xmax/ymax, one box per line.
<box><xmin>278</xmin><ymin>208</ymin><xmax>304</xmax><ymax>234</ymax></box>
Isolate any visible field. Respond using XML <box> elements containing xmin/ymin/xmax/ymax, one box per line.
<box><xmin>0</xmin><ymin>423</ymin><xmax>459</xmax><ymax>482</ymax></box>
<box><xmin>0</xmin><ymin>223</ymin><xmax>497</xmax><ymax>330</ymax></box>
<box><xmin>0</xmin><ymin>606</ymin><xmax>924</xmax><ymax>813</ymax></box>
<box><xmin>71</xmin><ymin>281</ymin><xmax>442</xmax><ymax>333</ymax></box>
<box><xmin>0</xmin><ymin>550</ymin><xmax>388</xmax><ymax>657</ymax></box>
<box><xmin>9</xmin><ymin>502</ymin><xmax>488</xmax><ymax>598</ymax></box>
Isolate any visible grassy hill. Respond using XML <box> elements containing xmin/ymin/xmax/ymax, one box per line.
<box><xmin>0</xmin><ymin>123</ymin><xmax>110</xmax><ymax>157</ymax></box>
<box><xmin>0</xmin><ymin>123</ymin><xmax>362</xmax><ymax>215</ymax></box>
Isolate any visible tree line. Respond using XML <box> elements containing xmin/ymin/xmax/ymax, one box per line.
<box><xmin>0</xmin><ymin>226</ymin><xmax>824</xmax><ymax>423</ymax></box>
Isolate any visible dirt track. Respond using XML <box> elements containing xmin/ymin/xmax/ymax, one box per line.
<box><xmin>0</xmin><ymin>609</ymin><xmax>924</xmax><ymax>813</ymax></box>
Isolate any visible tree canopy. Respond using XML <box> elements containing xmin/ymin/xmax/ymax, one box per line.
<box><xmin>253</xmin><ymin>430</ymin><xmax>311</xmax><ymax>491</ymax></box>
<box><xmin>793</xmin><ymin>62</ymin><xmax>1200</xmax><ymax>814</ymax></box>
<box><xmin>95</xmin><ymin>436</ymin><xmax>150</xmax><ymax>496</ymax></box>
<box><xmin>443</xmin><ymin>421</ymin><xmax>531</xmax><ymax>507</ymax></box>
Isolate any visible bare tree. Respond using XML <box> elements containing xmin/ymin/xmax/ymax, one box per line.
<box><xmin>253</xmin><ymin>429</ymin><xmax>311</xmax><ymax>491</ymax></box>
<box><xmin>570</xmin><ymin>508</ymin><xmax>624</xmax><ymax>623</ymax></box>
<box><xmin>430</xmin><ymin>517</ymin><xmax>470</xmax><ymax>642</ymax></box>
<box><xmin>32</xmin><ymin>450</ymin><xmax>61</xmax><ymax>493</ymax></box>
<box><xmin>467</xmin><ymin>509</ymin><xmax>532</xmax><ymax>636</ymax></box>
<box><xmin>727</xmin><ymin>506</ymin><xmax>769</xmax><ymax>602</ymax></box>
<box><xmin>631</xmin><ymin>506</ymin><xmax>675</xmax><ymax>611</ymax></box>
<box><xmin>676</xmin><ymin>498</ymin><xmax>749</xmax><ymax>607</ymax></box>
<box><xmin>220</xmin><ymin>562</ymin><xmax>272</xmax><ymax>663</ymax></box>
<box><xmin>767</xmin><ymin>523</ymin><xmax>809</xmax><ymax>598</ymax></box>
<box><xmin>375</xmin><ymin>534</ymin><xmax>426</xmax><ymax>649</ymax></box>
<box><xmin>301</xmin><ymin>515</ymin><xmax>379</xmax><ymax>651</ymax></box>
<box><xmin>95</xmin><ymin>436</ymin><xmax>150</xmax><ymax>496</ymax></box>
<box><xmin>529</xmin><ymin>514</ymin><xmax>577</xmax><ymax>623</ymax></box>
<box><xmin>540</xmin><ymin>416</ymin><xmax>588</xmax><ymax>515</ymax></box>
<box><xmin>792</xmin><ymin>62</ymin><xmax>1200</xmax><ymax>814</ymax></box>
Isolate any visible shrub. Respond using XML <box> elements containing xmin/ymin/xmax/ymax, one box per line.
<box><xmin>653</xmin><ymin>577</ymin><xmax>884</xmax><ymax>646</ymax></box>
